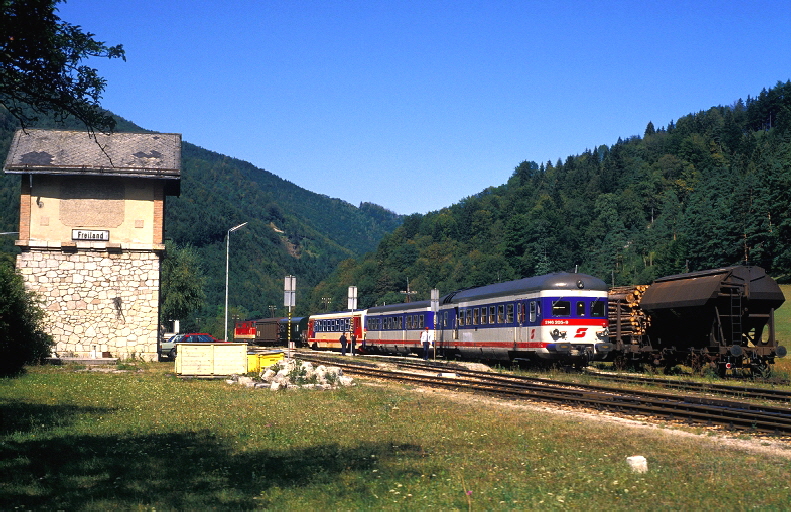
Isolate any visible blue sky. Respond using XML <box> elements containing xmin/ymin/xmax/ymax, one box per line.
<box><xmin>59</xmin><ymin>0</ymin><xmax>791</xmax><ymax>215</ymax></box>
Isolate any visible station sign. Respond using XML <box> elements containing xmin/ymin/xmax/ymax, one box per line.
<box><xmin>72</xmin><ymin>229</ymin><xmax>109</xmax><ymax>241</ymax></box>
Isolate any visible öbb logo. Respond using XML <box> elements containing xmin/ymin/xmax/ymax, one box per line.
<box><xmin>573</xmin><ymin>328</ymin><xmax>588</xmax><ymax>338</ymax></box>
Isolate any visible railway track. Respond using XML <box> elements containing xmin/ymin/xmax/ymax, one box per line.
<box><xmin>298</xmin><ymin>353</ymin><xmax>791</xmax><ymax>436</ymax></box>
<box><xmin>582</xmin><ymin>370</ymin><xmax>791</xmax><ymax>403</ymax></box>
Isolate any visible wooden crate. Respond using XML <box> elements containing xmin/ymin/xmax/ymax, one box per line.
<box><xmin>175</xmin><ymin>343</ymin><xmax>247</xmax><ymax>376</ymax></box>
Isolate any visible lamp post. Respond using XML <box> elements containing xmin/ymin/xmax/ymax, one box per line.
<box><xmin>224</xmin><ymin>222</ymin><xmax>247</xmax><ymax>343</ymax></box>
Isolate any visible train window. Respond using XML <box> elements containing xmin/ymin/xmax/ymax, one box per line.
<box><xmin>576</xmin><ymin>301</ymin><xmax>585</xmax><ymax>316</ymax></box>
<box><xmin>591</xmin><ymin>300</ymin><xmax>605</xmax><ymax>317</ymax></box>
<box><xmin>506</xmin><ymin>304</ymin><xmax>514</xmax><ymax>323</ymax></box>
<box><xmin>497</xmin><ymin>305</ymin><xmax>505</xmax><ymax>323</ymax></box>
<box><xmin>443</xmin><ymin>312</ymin><xmax>448</xmax><ymax>327</ymax></box>
<box><xmin>529</xmin><ymin>301</ymin><xmax>537</xmax><ymax>322</ymax></box>
<box><xmin>490</xmin><ymin>306</ymin><xmax>497</xmax><ymax>324</ymax></box>
<box><xmin>473</xmin><ymin>308</ymin><xmax>480</xmax><ymax>325</ymax></box>
<box><xmin>398</xmin><ymin>317</ymin><xmax>403</xmax><ymax>329</ymax></box>
<box><xmin>406</xmin><ymin>316</ymin><xmax>413</xmax><ymax>329</ymax></box>
<box><xmin>552</xmin><ymin>300</ymin><xmax>571</xmax><ymax>316</ymax></box>
<box><xmin>419</xmin><ymin>315</ymin><xmax>425</xmax><ymax>328</ymax></box>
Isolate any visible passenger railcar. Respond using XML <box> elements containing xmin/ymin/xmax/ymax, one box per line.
<box><xmin>306</xmin><ymin>310</ymin><xmax>365</xmax><ymax>351</ymax></box>
<box><xmin>305</xmin><ymin>272</ymin><xmax>612</xmax><ymax>364</ymax></box>
<box><xmin>436</xmin><ymin>272</ymin><xmax>612</xmax><ymax>364</ymax></box>
<box><xmin>365</xmin><ymin>301</ymin><xmax>435</xmax><ymax>356</ymax></box>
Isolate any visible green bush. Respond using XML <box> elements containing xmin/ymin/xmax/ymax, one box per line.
<box><xmin>0</xmin><ymin>261</ymin><xmax>53</xmax><ymax>376</ymax></box>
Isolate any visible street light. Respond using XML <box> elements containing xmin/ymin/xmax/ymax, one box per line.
<box><xmin>224</xmin><ymin>222</ymin><xmax>247</xmax><ymax>343</ymax></box>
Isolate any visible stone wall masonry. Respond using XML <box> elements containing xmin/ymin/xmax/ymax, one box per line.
<box><xmin>17</xmin><ymin>249</ymin><xmax>161</xmax><ymax>361</ymax></box>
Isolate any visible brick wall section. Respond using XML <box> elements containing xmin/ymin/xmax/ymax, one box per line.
<box><xmin>17</xmin><ymin>249</ymin><xmax>162</xmax><ymax>361</ymax></box>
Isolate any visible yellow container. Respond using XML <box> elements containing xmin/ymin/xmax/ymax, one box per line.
<box><xmin>247</xmin><ymin>351</ymin><xmax>285</xmax><ymax>373</ymax></box>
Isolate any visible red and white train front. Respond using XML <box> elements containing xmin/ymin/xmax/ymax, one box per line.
<box><xmin>306</xmin><ymin>310</ymin><xmax>365</xmax><ymax>351</ymax></box>
<box><xmin>436</xmin><ymin>273</ymin><xmax>612</xmax><ymax>364</ymax></box>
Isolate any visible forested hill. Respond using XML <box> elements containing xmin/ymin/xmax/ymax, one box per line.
<box><xmin>0</xmin><ymin>109</ymin><xmax>402</xmax><ymax>320</ymax></box>
<box><xmin>310</xmin><ymin>80</ymin><xmax>791</xmax><ymax>310</ymax></box>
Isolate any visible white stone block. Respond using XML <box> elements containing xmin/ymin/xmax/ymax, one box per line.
<box><xmin>626</xmin><ymin>456</ymin><xmax>647</xmax><ymax>473</ymax></box>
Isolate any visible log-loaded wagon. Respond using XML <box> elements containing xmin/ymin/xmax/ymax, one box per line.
<box><xmin>609</xmin><ymin>266</ymin><xmax>786</xmax><ymax>376</ymax></box>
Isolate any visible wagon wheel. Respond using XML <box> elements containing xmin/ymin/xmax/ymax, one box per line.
<box><xmin>613</xmin><ymin>354</ymin><xmax>627</xmax><ymax>371</ymax></box>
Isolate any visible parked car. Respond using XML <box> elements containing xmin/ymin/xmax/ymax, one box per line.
<box><xmin>159</xmin><ymin>333</ymin><xmax>223</xmax><ymax>361</ymax></box>
<box><xmin>159</xmin><ymin>333</ymin><xmax>185</xmax><ymax>361</ymax></box>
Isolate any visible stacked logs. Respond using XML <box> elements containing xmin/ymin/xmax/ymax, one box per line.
<box><xmin>608</xmin><ymin>285</ymin><xmax>650</xmax><ymax>339</ymax></box>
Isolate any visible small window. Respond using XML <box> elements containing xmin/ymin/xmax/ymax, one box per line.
<box><xmin>552</xmin><ymin>300</ymin><xmax>571</xmax><ymax>316</ymax></box>
<box><xmin>529</xmin><ymin>301</ymin><xmax>537</xmax><ymax>323</ymax></box>
<box><xmin>591</xmin><ymin>300</ymin><xmax>605</xmax><ymax>317</ymax></box>
<box><xmin>466</xmin><ymin>309</ymin><xmax>472</xmax><ymax>326</ymax></box>
<box><xmin>419</xmin><ymin>315</ymin><xmax>425</xmax><ymax>328</ymax></box>
<box><xmin>488</xmin><ymin>306</ymin><xmax>496</xmax><ymax>324</ymax></box>
<box><xmin>398</xmin><ymin>317</ymin><xmax>403</xmax><ymax>329</ymax></box>
<box><xmin>443</xmin><ymin>312</ymin><xmax>448</xmax><ymax>328</ymax></box>
<box><xmin>474</xmin><ymin>308</ymin><xmax>481</xmax><ymax>325</ymax></box>
<box><xmin>506</xmin><ymin>304</ymin><xmax>514</xmax><ymax>323</ymax></box>
<box><xmin>576</xmin><ymin>301</ymin><xmax>585</xmax><ymax>316</ymax></box>
<box><xmin>497</xmin><ymin>305</ymin><xmax>505</xmax><ymax>323</ymax></box>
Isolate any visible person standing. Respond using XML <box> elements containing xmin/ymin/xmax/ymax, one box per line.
<box><xmin>350</xmin><ymin>332</ymin><xmax>357</xmax><ymax>356</ymax></box>
<box><xmin>339</xmin><ymin>332</ymin><xmax>348</xmax><ymax>355</ymax></box>
<box><xmin>420</xmin><ymin>326</ymin><xmax>433</xmax><ymax>360</ymax></box>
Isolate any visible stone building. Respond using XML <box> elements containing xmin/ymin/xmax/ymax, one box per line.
<box><xmin>2</xmin><ymin>129</ymin><xmax>181</xmax><ymax>361</ymax></box>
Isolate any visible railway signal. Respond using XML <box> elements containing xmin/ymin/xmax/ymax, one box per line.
<box><xmin>284</xmin><ymin>275</ymin><xmax>296</xmax><ymax>357</ymax></box>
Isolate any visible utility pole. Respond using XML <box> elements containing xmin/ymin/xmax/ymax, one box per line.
<box><xmin>400</xmin><ymin>277</ymin><xmax>417</xmax><ymax>303</ymax></box>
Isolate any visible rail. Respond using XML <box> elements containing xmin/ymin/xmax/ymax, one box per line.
<box><xmin>297</xmin><ymin>353</ymin><xmax>791</xmax><ymax>435</ymax></box>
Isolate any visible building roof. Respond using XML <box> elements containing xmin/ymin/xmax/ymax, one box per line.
<box><xmin>3</xmin><ymin>129</ymin><xmax>181</xmax><ymax>195</ymax></box>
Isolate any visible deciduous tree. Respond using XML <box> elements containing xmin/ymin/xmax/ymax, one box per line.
<box><xmin>0</xmin><ymin>0</ymin><xmax>125</xmax><ymax>133</ymax></box>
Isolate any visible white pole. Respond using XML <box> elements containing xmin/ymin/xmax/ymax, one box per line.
<box><xmin>224</xmin><ymin>222</ymin><xmax>247</xmax><ymax>343</ymax></box>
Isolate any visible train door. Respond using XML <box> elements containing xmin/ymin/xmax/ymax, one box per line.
<box><xmin>351</xmin><ymin>315</ymin><xmax>362</xmax><ymax>338</ymax></box>
<box><xmin>513</xmin><ymin>302</ymin><xmax>522</xmax><ymax>348</ymax></box>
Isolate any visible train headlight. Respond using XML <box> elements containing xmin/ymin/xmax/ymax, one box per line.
<box><xmin>596</xmin><ymin>328</ymin><xmax>609</xmax><ymax>338</ymax></box>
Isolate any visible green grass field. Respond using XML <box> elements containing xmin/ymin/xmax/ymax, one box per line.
<box><xmin>1</xmin><ymin>363</ymin><xmax>790</xmax><ymax>510</ymax></box>
<box><xmin>774</xmin><ymin>285</ymin><xmax>791</xmax><ymax>374</ymax></box>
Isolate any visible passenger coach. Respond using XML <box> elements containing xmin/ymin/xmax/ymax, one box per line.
<box><xmin>306</xmin><ymin>310</ymin><xmax>365</xmax><ymax>351</ymax></box>
<box><xmin>365</xmin><ymin>301</ymin><xmax>435</xmax><ymax>356</ymax></box>
<box><xmin>436</xmin><ymin>272</ymin><xmax>612</xmax><ymax>364</ymax></box>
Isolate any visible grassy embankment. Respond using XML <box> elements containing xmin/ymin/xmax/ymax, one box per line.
<box><xmin>774</xmin><ymin>284</ymin><xmax>791</xmax><ymax>375</ymax></box>
<box><xmin>1</xmin><ymin>362</ymin><xmax>790</xmax><ymax>510</ymax></box>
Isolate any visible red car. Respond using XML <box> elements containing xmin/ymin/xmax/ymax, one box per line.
<box><xmin>180</xmin><ymin>333</ymin><xmax>223</xmax><ymax>344</ymax></box>
<box><xmin>160</xmin><ymin>333</ymin><xmax>224</xmax><ymax>361</ymax></box>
